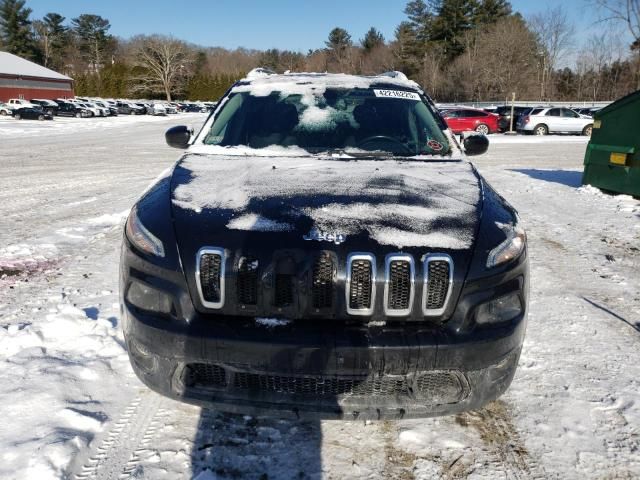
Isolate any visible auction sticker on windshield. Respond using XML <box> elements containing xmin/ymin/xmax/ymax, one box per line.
<box><xmin>373</xmin><ymin>89</ymin><xmax>421</xmax><ymax>101</ymax></box>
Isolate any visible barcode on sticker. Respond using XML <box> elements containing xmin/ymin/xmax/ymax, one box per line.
<box><xmin>373</xmin><ymin>89</ymin><xmax>421</xmax><ymax>101</ymax></box>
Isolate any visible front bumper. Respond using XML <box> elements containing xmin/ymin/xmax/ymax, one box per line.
<box><xmin>121</xmin><ymin>238</ymin><xmax>528</xmax><ymax>419</ymax></box>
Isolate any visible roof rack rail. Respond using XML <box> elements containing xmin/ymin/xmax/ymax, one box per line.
<box><xmin>379</xmin><ymin>71</ymin><xmax>409</xmax><ymax>81</ymax></box>
<box><xmin>246</xmin><ymin>67</ymin><xmax>276</xmax><ymax>79</ymax></box>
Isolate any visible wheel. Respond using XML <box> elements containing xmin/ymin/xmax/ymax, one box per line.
<box><xmin>582</xmin><ymin>124</ymin><xmax>593</xmax><ymax>136</ymax></box>
<box><xmin>15</xmin><ymin>113</ymin><xmax>21</xmax><ymax>120</ymax></box>
<box><xmin>130</xmin><ymin>110</ymin><xmax>135</xmax><ymax>115</ymax></box>
<box><xmin>76</xmin><ymin>112</ymin><xmax>82</xmax><ymax>118</ymax></box>
<box><xmin>475</xmin><ymin>123</ymin><xmax>490</xmax><ymax>135</ymax></box>
<box><xmin>533</xmin><ymin>124</ymin><xmax>548</xmax><ymax>136</ymax></box>
<box><xmin>0</xmin><ymin>110</ymin><xmax>6</xmax><ymax>116</ymax></box>
<box><xmin>38</xmin><ymin>114</ymin><xmax>44</xmax><ymax>121</ymax></box>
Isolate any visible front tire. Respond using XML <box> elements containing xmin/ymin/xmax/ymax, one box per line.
<box><xmin>38</xmin><ymin>114</ymin><xmax>44</xmax><ymax>121</ymax></box>
<box><xmin>75</xmin><ymin>112</ymin><xmax>82</xmax><ymax>118</ymax></box>
<box><xmin>475</xmin><ymin>123</ymin><xmax>490</xmax><ymax>135</ymax></box>
<box><xmin>582</xmin><ymin>124</ymin><xmax>593</xmax><ymax>136</ymax></box>
<box><xmin>534</xmin><ymin>124</ymin><xmax>548</xmax><ymax>136</ymax></box>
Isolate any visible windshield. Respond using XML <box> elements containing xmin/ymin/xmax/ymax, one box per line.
<box><xmin>202</xmin><ymin>87</ymin><xmax>450</xmax><ymax>156</ymax></box>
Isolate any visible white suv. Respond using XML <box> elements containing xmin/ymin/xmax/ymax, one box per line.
<box><xmin>517</xmin><ymin>107</ymin><xmax>593</xmax><ymax>136</ymax></box>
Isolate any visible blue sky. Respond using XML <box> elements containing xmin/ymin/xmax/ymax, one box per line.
<box><xmin>25</xmin><ymin>0</ymin><xmax>604</xmax><ymax>52</ymax></box>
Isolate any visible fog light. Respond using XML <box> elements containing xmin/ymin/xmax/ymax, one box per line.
<box><xmin>128</xmin><ymin>339</ymin><xmax>157</xmax><ymax>374</ymax></box>
<box><xmin>126</xmin><ymin>280</ymin><xmax>173</xmax><ymax>315</ymax></box>
<box><xmin>476</xmin><ymin>292</ymin><xmax>522</xmax><ymax>325</ymax></box>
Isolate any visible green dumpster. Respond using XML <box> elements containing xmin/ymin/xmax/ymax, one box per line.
<box><xmin>582</xmin><ymin>90</ymin><xmax>640</xmax><ymax>197</ymax></box>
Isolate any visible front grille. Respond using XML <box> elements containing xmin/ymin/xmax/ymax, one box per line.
<box><xmin>387</xmin><ymin>258</ymin><xmax>412</xmax><ymax>313</ymax></box>
<box><xmin>274</xmin><ymin>274</ymin><xmax>294</xmax><ymax>307</ymax></box>
<box><xmin>199</xmin><ymin>252</ymin><xmax>223</xmax><ymax>305</ymax></box>
<box><xmin>184</xmin><ymin>363</ymin><xmax>467</xmax><ymax>404</ymax></box>
<box><xmin>312</xmin><ymin>253</ymin><xmax>334</xmax><ymax>309</ymax></box>
<box><xmin>348</xmin><ymin>255</ymin><xmax>375</xmax><ymax>314</ymax></box>
<box><xmin>237</xmin><ymin>257</ymin><xmax>258</xmax><ymax>305</ymax></box>
<box><xmin>184</xmin><ymin>363</ymin><xmax>227</xmax><ymax>388</ymax></box>
<box><xmin>234</xmin><ymin>372</ymin><xmax>410</xmax><ymax>397</ymax></box>
<box><xmin>423</xmin><ymin>255</ymin><xmax>453</xmax><ymax>315</ymax></box>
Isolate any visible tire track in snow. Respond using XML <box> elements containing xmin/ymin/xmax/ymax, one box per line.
<box><xmin>454</xmin><ymin>400</ymin><xmax>547</xmax><ymax>479</ymax></box>
<box><xmin>73</xmin><ymin>390</ymin><xmax>168</xmax><ymax>480</ymax></box>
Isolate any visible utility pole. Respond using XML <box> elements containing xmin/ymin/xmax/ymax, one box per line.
<box><xmin>507</xmin><ymin>92</ymin><xmax>517</xmax><ymax>135</ymax></box>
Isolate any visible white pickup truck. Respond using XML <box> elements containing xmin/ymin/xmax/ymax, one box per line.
<box><xmin>6</xmin><ymin>99</ymin><xmax>37</xmax><ymax>110</ymax></box>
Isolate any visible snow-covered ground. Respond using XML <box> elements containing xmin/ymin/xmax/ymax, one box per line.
<box><xmin>0</xmin><ymin>120</ymin><xmax>638</xmax><ymax>479</ymax></box>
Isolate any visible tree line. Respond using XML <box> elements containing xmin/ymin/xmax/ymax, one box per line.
<box><xmin>0</xmin><ymin>0</ymin><xmax>638</xmax><ymax>102</ymax></box>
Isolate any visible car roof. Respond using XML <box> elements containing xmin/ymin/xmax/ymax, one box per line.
<box><xmin>235</xmin><ymin>69</ymin><xmax>424</xmax><ymax>94</ymax></box>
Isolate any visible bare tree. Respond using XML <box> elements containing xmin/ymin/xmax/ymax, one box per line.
<box><xmin>528</xmin><ymin>6</ymin><xmax>575</xmax><ymax>100</ymax></box>
<box><xmin>130</xmin><ymin>35</ymin><xmax>193</xmax><ymax>101</ymax></box>
<box><xmin>592</xmin><ymin>0</ymin><xmax>640</xmax><ymax>44</ymax></box>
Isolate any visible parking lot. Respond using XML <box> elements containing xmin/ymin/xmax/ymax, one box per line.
<box><xmin>0</xmin><ymin>116</ymin><xmax>639</xmax><ymax>479</ymax></box>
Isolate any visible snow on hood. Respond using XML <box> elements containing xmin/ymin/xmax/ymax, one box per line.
<box><xmin>171</xmin><ymin>154</ymin><xmax>481</xmax><ymax>250</ymax></box>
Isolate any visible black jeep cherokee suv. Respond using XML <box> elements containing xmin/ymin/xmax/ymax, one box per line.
<box><xmin>120</xmin><ymin>70</ymin><xmax>529</xmax><ymax>420</ymax></box>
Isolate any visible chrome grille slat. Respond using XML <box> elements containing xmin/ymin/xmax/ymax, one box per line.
<box><xmin>422</xmin><ymin>254</ymin><xmax>453</xmax><ymax>316</ymax></box>
<box><xmin>196</xmin><ymin>247</ymin><xmax>226</xmax><ymax>309</ymax></box>
<box><xmin>346</xmin><ymin>253</ymin><xmax>376</xmax><ymax>316</ymax></box>
<box><xmin>384</xmin><ymin>254</ymin><xmax>415</xmax><ymax>316</ymax></box>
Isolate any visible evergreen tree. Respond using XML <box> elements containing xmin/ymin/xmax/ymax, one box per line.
<box><xmin>325</xmin><ymin>27</ymin><xmax>353</xmax><ymax>70</ymax></box>
<box><xmin>71</xmin><ymin>14</ymin><xmax>113</xmax><ymax>71</ymax></box>
<box><xmin>361</xmin><ymin>27</ymin><xmax>385</xmax><ymax>52</ymax></box>
<box><xmin>33</xmin><ymin>13</ymin><xmax>67</xmax><ymax>68</ymax></box>
<box><xmin>474</xmin><ymin>0</ymin><xmax>512</xmax><ymax>26</ymax></box>
<box><xmin>393</xmin><ymin>21</ymin><xmax>421</xmax><ymax>75</ymax></box>
<box><xmin>404</xmin><ymin>0</ymin><xmax>441</xmax><ymax>43</ymax></box>
<box><xmin>431</xmin><ymin>0</ymin><xmax>477</xmax><ymax>59</ymax></box>
<box><xmin>0</xmin><ymin>0</ymin><xmax>38</xmax><ymax>59</ymax></box>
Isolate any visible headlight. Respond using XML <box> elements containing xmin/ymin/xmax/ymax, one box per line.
<box><xmin>487</xmin><ymin>222</ymin><xmax>526</xmax><ymax>268</ymax></box>
<box><xmin>125</xmin><ymin>206</ymin><xmax>165</xmax><ymax>257</ymax></box>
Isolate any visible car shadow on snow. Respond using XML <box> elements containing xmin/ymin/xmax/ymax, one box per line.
<box><xmin>190</xmin><ymin>411</ymin><xmax>323</xmax><ymax>479</ymax></box>
<box><xmin>510</xmin><ymin>169</ymin><xmax>583</xmax><ymax>188</ymax></box>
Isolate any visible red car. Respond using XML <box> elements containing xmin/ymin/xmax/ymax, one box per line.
<box><xmin>441</xmin><ymin>108</ymin><xmax>499</xmax><ymax>135</ymax></box>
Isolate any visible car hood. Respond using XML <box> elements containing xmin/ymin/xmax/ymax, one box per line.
<box><xmin>171</xmin><ymin>152</ymin><xmax>481</xmax><ymax>249</ymax></box>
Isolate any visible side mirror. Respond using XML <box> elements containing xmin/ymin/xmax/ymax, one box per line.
<box><xmin>463</xmin><ymin>134</ymin><xmax>489</xmax><ymax>156</ymax></box>
<box><xmin>165</xmin><ymin>125</ymin><xmax>192</xmax><ymax>149</ymax></box>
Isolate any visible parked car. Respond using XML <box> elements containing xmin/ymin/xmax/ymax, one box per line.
<box><xmin>164</xmin><ymin>103</ymin><xmax>178</xmax><ymax>114</ymax></box>
<box><xmin>117</xmin><ymin>101</ymin><xmax>145</xmax><ymax>115</ymax></box>
<box><xmin>494</xmin><ymin>106</ymin><xmax>534</xmax><ymax>132</ymax></box>
<box><xmin>30</xmin><ymin>99</ymin><xmax>59</xmax><ymax>116</ymax></box>
<box><xmin>74</xmin><ymin>102</ymin><xmax>100</xmax><ymax>117</ymax></box>
<box><xmin>441</xmin><ymin>108</ymin><xmax>500</xmax><ymax>135</ymax></box>
<box><xmin>120</xmin><ymin>70</ymin><xmax>529</xmax><ymax>419</ymax></box>
<box><xmin>183</xmin><ymin>102</ymin><xmax>207</xmax><ymax>113</ymax></box>
<box><xmin>7</xmin><ymin>98</ymin><xmax>36</xmax><ymax>110</ymax></box>
<box><xmin>0</xmin><ymin>102</ymin><xmax>11</xmax><ymax>116</ymax></box>
<box><xmin>148</xmin><ymin>103</ymin><xmax>167</xmax><ymax>116</ymax></box>
<box><xmin>56</xmin><ymin>101</ymin><xmax>90</xmax><ymax>118</ymax></box>
<box><xmin>12</xmin><ymin>106</ymin><xmax>53</xmax><ymax>120</ymax></box>
<box><xmin>517</xmin><ymin>107</ymin><xmax>593</xmax><ymax>136</ymax></box>
<box><xmin>94</xmin><ymin>100</ymin><xmax>118</xmax><ymax>116</ymax></box>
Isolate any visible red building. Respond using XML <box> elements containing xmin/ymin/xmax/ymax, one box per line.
<box><xmin>0</xmin><ymin>51</ymin><xmax>74</xmax><ymax>102</ymax></box>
